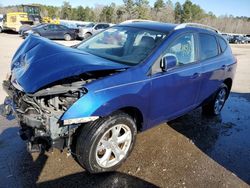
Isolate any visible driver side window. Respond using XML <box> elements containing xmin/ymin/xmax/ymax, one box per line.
<box><xmin>165</xmin><ymin>33</ymin><xmax>196</xmax><ymax>66</ymax></box>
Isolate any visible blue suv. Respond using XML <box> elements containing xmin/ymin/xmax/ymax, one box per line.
<box><xmin>2</xmin><ymin>22</ymin><xmax>237</xmax><ymax>173</ymax></box>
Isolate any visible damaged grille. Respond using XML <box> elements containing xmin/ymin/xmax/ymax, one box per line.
<box><xmin>3</xmin><ymin>79</ymin><xmax>83</xmax><ymax>129</ymax></box>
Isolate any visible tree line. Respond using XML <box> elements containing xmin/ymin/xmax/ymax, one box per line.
<box><xmin>0</xmin><ymin>0</ymin><xmax>250</xmax><ymax>34</ymax></box>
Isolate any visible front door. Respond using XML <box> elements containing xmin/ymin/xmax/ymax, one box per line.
<box><xmin>149</xmin><ymin>32</ymin><xmax>202</xmax><ymax>126</ymax></box>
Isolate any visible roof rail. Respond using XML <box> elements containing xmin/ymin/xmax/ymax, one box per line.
<box><xmin>174</xmin><ymin>23</ymin><xmax>220</xmax><ymax>33</ymax></box>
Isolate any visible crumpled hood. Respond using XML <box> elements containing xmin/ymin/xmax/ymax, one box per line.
<box><xmin>11</xmin><ymin>35</ymin><xmax>128</xmax><ymax>93</ymax></box>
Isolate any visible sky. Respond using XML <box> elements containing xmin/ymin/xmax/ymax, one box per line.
<box><xmin>0</xmin><ymin>0</ymin><xmax>250</xmax><ymax>17</ymax></box>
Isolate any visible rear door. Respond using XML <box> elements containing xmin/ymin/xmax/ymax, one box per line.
<box><xmin>197</xmin><ymin>33</ymin><xmax>226</xmax><ymax>103</ymax></box>
<box><xmin>56</xmin><ymin>25</ymin><xmax>67</xmax><ymax>39</ymax></box>
<box><xmin>149</xmin><ymin>32</ymin><xmax>202</xmax><ymax>125</ymax></box>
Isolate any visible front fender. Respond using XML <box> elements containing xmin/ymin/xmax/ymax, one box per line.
<box><xmin>61</xmin><ymin>83</ymin><xmax>150</xmax><ymax>122</ymax></box>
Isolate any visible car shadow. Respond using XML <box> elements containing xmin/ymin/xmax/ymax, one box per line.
<box><xmin>1</xmin><ymin>30</ymin><xmax>18</xmax><ymax>34</ymax></box>
<box><xmin>37</xmin><ymin>171</ymin><xmax>158</xmax><ymax>188</ymax></box>
<box><xmin>168</xmin><ymin>92</ymin><xmax>250</xmax><ymax>185</ymax></box>
<box><xmin>0</xmin><ymin>125</ymin><xmax>157</xmax><ymax>187</ymax></box>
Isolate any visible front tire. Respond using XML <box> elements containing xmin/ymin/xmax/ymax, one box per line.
<box><xmin>75</xmin><ymin>112</ymin><xmax>137</xmax><ymax>173</ymax></box>
<box><xmin>202</xmin><ymin>83</ymin><xmax>228</xmax><ymax>116</ymax></box>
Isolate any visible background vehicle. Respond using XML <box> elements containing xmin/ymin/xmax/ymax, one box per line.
<box><xmin>2</xmin><ymin>22</ymin><xmax>236</xmax><ymax>174</ymax></box>
<box><xmin>78</xmin><ymin>22</ymin><xmax>112</xmax><ymax>39</ymax></box>
<box><xmin>0</xmin><ymin>17</ymin><xmax>3</xmax><ymax>33</ymax></box>
<box><xmin>1</xmin><ymin>5</ymin><xmax>59</xmax><ymax>33</ymax></box>
<box><xmin>244</xmin><ymin>34</ymin><xmax>250</xmax><ymax>43</ymax></box>
<box><xmin>23</xmin><ymin>24</ymin><xmax>78</xmax><ymax>40</ymax></box>
<box><xmin>229</xmin><ymin>35</ymin><xmax>248</xmax><ymax>44</ymax></box>
<box><xmin>60</xmin><ymin>20</ymin><xmax>91</xmax><ymax>39</ymax></box>
<box><xmin>221</xmin><ymin>33</ymin><xmax>231</xmax><ymax>42</ymax></box>
<box><xmin>21</xmin><ymin>4</ymin><xmax>41</xmax><ymax>24</ymax></box>
<box><xmin>2</xmin><ymin>12</ymin><xmax>32</xmax><ymax>32</ymax></box>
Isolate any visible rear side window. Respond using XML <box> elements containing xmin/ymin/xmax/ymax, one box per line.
<box><xmin>199</xmin><ymin>34</ymin><xmax>219</xmax><ymax>61</ymax></box>
<box><xmin>218</xmin><ymin>37</ymin><xmax>228</xmax><ymax>52</ymax></box>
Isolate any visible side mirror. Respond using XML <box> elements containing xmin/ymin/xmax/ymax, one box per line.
<box><xmin>160</xmin><ymin>55</ymin><xmax>177</xmax><ymax>72</ymax></box>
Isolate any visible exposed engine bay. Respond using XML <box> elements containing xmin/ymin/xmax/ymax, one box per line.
<box><xmin>1</xmin><ymin>70</ymin><xmax>117</xmax><ymax>152</ymax></box>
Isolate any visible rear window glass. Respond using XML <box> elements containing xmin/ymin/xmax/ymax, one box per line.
<box><xmin>199</xmin><ymin>34</ymin><xmax>219</xmax><ymax>61</ymax></box>
<box><xmin>218</xmin><ymin>37</ymin><xmax>227</xmax><ymax>52</ymax></box>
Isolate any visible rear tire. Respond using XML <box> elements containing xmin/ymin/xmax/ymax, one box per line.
<box><xmin>202</xmin><ymin>83</ymin><xmax>228</xmax><ymax>116</ymax></box>
<box><xmin>84</xmin><ymin>33</ymin><xmax>92</xmax><ymax>39</ymax></box>
<box><xmin>64</xmin><ymin>33</ymin><xmax>71</xmax><ymax>41</ymax></box>
<box><xmin>74</xmin><ymin>112</ymin><xmax>137</xmax><ymax>173</ymax></box>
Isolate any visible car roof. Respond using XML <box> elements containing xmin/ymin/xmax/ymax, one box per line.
<box><xmin>118</xmin><ymin>21</ymin><xmax>220</xmax><ymax>36</ymax></box>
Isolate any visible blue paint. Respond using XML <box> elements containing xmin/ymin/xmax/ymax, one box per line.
<box><xmin>10</xmin><ymin>23</ymin><xmax>237</xmax><ymax>131</ymax></box>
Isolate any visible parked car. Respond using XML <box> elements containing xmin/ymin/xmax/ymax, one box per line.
<box><xmin>60</xmin><ymin>20</ymin><xmax>91</xmax><ymax>39</ymax></box>
<box><xmin>78</xmin><ymin>22</ymin><xmax>112</xmax><ymax>39</ymax></box>
<box><xmin>23</xmin><ymin>24</ymin><xmax>78</xmax><ymax>40</ymax></box>
<box><xmin>229</xmin><ymin>35</ymin><xmax>248</xmax><ymax>44</ymax></box>
<box><xmin>0</xmin><ymin>17</ymin><xmax>3</xmax><ymax>33</ymax></box>
<box><xmin>244</xmin><ymin>34</ymin><xmax>250</xmax><ymax>43</ymax></box>
<box><xmin>221</xmin><ymin>33</ymin><xmax>231</xmax><ymax>42</ymax></box>
<box><xmin>1</xmin><ymin>22</ymin><xmax>237</xmax><ymax>173</ymax></box>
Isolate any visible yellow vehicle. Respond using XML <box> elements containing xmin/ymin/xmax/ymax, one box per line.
<box><xmin>42</xmin><ymin>17</ymin><xmax>60</xmax><ymax>24</ymax></box>
<box><xmin>2</xmin><ymin>5</ymin><xmax>59</xmax><ymax>33</ymax></box>
<box><xmin>2</xmin><ymin>12</ymin><xmax>33</xmax><ymax>32</ymax></box>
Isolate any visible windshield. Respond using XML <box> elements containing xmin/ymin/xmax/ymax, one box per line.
<box><xmin>23</xmin><ymin>6</ymin><xmax>40</xmax><ymax>15</ymax></box>
<box><xmin>77</xmin><ymin>26</ymin><xmax>167</xmax><ymax>65</ymax></box>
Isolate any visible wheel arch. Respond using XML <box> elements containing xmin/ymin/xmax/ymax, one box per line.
<box><xmin>223</xmin><ymin>78</ymin><xmax>232</xmax><ymax>96</ymax></box>
<box><xmin>115</xmin><ymin>106</ymin><xmax>144</xmax><ymax>132</ymax></box>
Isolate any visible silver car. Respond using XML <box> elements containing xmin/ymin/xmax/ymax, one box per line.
<box><xmin>78</xmin><ymin>23</ymin><xmax>112</xmax><ymax>39</ymax></box>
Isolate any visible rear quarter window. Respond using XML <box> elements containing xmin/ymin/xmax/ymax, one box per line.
<box><xmin>199</xmin><ymin>33</ymin><xmax>219</xmax><ymax>61</ymax></box>
<box><xmin>218</xmin><ymin>36</ymin><xmax>228</xmax><ymax>52</ymax></box>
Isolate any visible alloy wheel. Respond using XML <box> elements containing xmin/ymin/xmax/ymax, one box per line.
<box><xmin>96</xmin><ymin>124</ymin><xmax>132</xmax><ymax>168</ymax></box>
<box><xmin>214</xmin><ymin>88</ymin><xmax>227</xmax><ymax>114</ymax></box>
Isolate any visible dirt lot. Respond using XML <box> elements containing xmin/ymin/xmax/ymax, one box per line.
<box><xmin>0</xmin><ymin>33</ymin><xmax>250</xmax><ymax>188</ymax></box>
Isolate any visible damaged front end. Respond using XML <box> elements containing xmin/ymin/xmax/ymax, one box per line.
<box><xmin>1</xmin><ymin>35</ymin><xmax>128</xmax><ymax>154</ymax></box>
<box><xmin>2</xmin><ymin>75</ymin><xmax>89</xmax><ymax>153</ymax></box>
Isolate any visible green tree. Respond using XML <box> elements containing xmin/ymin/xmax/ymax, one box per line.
<box><xmin>116</xmin><ymin>7</ymin><xmax>125</xmax><ymax>22</ymax></box>
<box><xmin>135</xmin><ymin>0</ymin><xmax>149</xmax><ymax>19</ymax></box>
<box><xmin>191</xmin><ymin>3</ymin><xmax>205</xmax><ymax>21</ymax></box>
<box><xmin>154</xmin><ymin>0</ymin><xmax>164</xmax><ymax>12</ymax></box>
<box><xmin>174</xmin><ymin>2</ymin><xmax>182</xmax><ymax>23</ymax></box>
<box><xmin>182</xmin><ymin>0</ymin><xmax>192</xmax><ymax>22</ymax></box>
<box><xmin>84</xmin><ymin>7</ymin><xmax>95</xmax><ymax>21</ymax></box>
<box><xmin>123</xmin><ymin>0</ymin><xmax>135</xmax><ymax>19</ymax></box>
<box><xmin>61</xmin><ymin>1</ymin><xmax>72</xmax><ymax>19</ymax></box>
<box><xmin>75</xmin><ymin>6</ymin><xmax>85</xmax><ymax>20</ymax></box>
<box><xmin>47</xmin><ymin>6</ymin><xmax>57</xmax><ymax>18</ymax></box>
<box><xmin>207</xmin><ymin>11</ymin><xmax>216</xmax><ymax>18</ymax></box>
<box><xmin>100</xmin><ymin>3</ymin><xmax>115</xmax><ymax>23</ymax></box>
<box><xmin>166</xmin><ymin>0</ymin><xmax>173</xmax><ymax>9</ymax></box>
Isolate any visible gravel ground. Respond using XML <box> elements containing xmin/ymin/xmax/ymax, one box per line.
<box><xmin>0</xmin><ymin>33</ymin><xmax>249</xmax><ymax>188</ymax></box>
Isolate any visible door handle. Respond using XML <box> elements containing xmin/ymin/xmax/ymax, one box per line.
<box><xmin>191</xmin><ymin>73</ymin><xmax>201</xmax><ymax>79</ymax></box>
